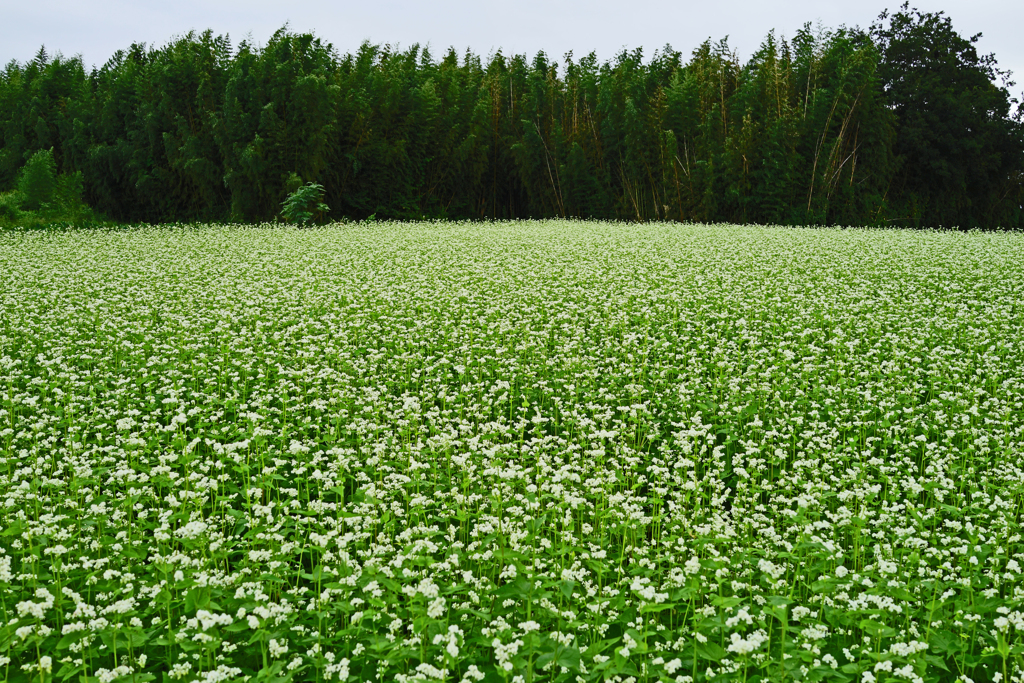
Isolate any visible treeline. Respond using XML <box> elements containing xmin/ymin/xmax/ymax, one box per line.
<box><xmin>1</xmin><ymin>5</ymin><xmax>1022</xmax><ymax>227</ymax></box>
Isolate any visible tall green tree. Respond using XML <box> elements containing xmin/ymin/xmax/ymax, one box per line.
<box><xmin>873</xmin><ymin>3</ymin><xmax>1024</xmax><ymax>227</ymax></box>
<box><xmin>17</xmin><ymin>147</ymin><xmax>56</xmax><ymax>209</ymax></box>
<box><xmin>217</xmin><ymin>29</ymin><xmax>338</xmax><ymax>220</ymax></box>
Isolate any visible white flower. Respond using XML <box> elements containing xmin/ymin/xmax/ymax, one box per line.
<box><xmin>199</xmin><ymin>666</ymin><xmax>244</xmax><ymax>682</ymax></box>
<box><xmin>16</xmin><ymin>588</ymin><xmax>54</xmax><ymax>619</ymax></box>
<box><xmin>168</xmin><ymin>663</ymin><xmax>192</xmax><ymax>680</ymax></box>
<box><xmin>801</xmin><ymin>624</ymin><xmax>829</xmax><ymax>641</ymax></box>
<box><xmin>433</xmin><ymin>624</ymin><xmax>463</xmax><ymax>659</ymax></box>
<box><xmin>427</xmin><ymin>596</ymin><xmax>446</xmax><ymax>619</ymax></box>
<box><xmin>726</xmin><ymin>607</ymin><xmax>754</xmax><ymax>628</ymax></box>
<box><xmin>96</xmin><ymin>667</ymin><xmax>134</xmax><ymax>683</ymax></box>
<box><xmin>726</xmin><ymin>630</ymin><xmax>768</xmax><ymax>655</ymax></box>
<box><xmin>269</xmin><ymin>638</ymin><xmax>288</xmax><ymax>658</ymax></box>
<box><xmin>758</xmin><ymin>559</ymin><xmax>785</xmax><ymax>580</ymax></box>
<box><xmin>889</xmin><ymin>641</ymin><xmax>928</xmax><ymax>656</ymax></box>
<box><xmin>194</xmin><ymin>610</ymin><xmax>233</xmax><ymax>631</ymax></box>
<box><xmin>103</xmin><ymin>598</ymin><xmax>136</xmax><ymax>616</ymax></box>
<box><xmin>175</xmin><ymin>520</ymin><xmax>209</xmax><ymax>539</ymax></box>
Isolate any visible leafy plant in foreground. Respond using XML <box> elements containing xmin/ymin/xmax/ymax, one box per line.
<box><xmin>281</xmin><ymin>181</ymin><xmax>330</xmax><ymax>225</ymax></box>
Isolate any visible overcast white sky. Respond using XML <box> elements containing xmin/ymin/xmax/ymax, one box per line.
<box><xmin>2</xmin><ymin>0</ymin><xmax>1022</xmax><ymax>95</ymax></box>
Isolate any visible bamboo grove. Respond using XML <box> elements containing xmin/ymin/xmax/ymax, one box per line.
<box><xmin>2</xmin><ymin>7</ymin><xmax>1022</xmax><ymax>227</ymax></box>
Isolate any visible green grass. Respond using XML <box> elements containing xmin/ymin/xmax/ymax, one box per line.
<box><xmin>0</xmin><ymin>221</ymin><xmax>1021</xmax><ymax>683</ymax></box>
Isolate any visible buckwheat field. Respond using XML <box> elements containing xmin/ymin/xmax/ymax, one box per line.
<box><xmin>1</xmin><ymin>221</ymin><xmax>1022</xmax><ymax>683</ymax></box>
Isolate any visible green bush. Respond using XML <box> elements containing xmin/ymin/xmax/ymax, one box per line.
<box><xmin>18</xmin><ymin>148</ymin><xmax>57</xmax><ymax>211</ymax></box>
<box><xmin>0</xmin><ymin>192</ymin><xmax>22</xmax><ymax>224</ymax></box>
<box><xmin>1</xmin><ymin>169</ymin><xmax>106</xmax><ymax>229</ymax></box>
<box><xmin>280</xmin><ymin>181</ymin><xmax>329</xmax><ymax>225</ymax></box>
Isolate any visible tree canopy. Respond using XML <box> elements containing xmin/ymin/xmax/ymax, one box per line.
<box><xmin>1</xmin><ymin>7</ymin><xmax>1021</xmax><ymax>227</ymax></box>
<box><xmin>872</xmin><ymin>3</ymin><xmax>1024</xmax><ymax>227</ymax></box>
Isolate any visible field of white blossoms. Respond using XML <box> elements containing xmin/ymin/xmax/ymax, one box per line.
<box><xmin>0</xmin><ymin>221</ymin><xmax>1022</xmax><ymax>683</ymax></box>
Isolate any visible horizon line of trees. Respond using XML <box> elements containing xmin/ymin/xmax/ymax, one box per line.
<box><xmin>2</xmin><ymin>4</ymin><xmax>1023</xmax><ymax>228</ymax></box>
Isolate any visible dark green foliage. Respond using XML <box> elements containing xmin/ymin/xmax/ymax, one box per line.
<box><xmin>0</xmin><ymin>193</ymin><xmax>21</xmax><ymax>222</ymax></box>
<box><xmin>17</xmin><ymin>147</ymin><xmax>56</xmax><ymax>209</ymax></box>
<box><xmin>281</xmin><ymin>181</ymin><xmax>329</xmax><ymax>224</ymax></box>
<box><xmin>1</xmin><ymin>16</ymin><xmax>1020</xmax><ymax>227</ymax></box>
<box><xmin>54</xmin><ymin>171</ymin><xmax>87</xmax><ymax>217</ymax></box>
<box><xmin>872</xmin><ymin>3</ymin><xmax>1024</xmax><ymax>227</ymax></box>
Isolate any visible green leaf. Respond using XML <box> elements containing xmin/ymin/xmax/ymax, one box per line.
<box><xmin>56</xmin><ymin>630</ymin><xmax>89</xmax><ymax>650</ymax></box>
<box><xmin>712</xmin><ymin>595</ymin><xmax>744</xmax><ymax>608</ymax></box>
<box><xmin>928</xmin><ymin>630</ymin><xmax>960</xmax><ymax>655</ymax></box>
<box><xmin>56</xmin><ymin>659</ymin><xmax>85</xmax><ymax>681</ymax></box>
<box><xmin>184</xmin><ymin>587</ymin><xmax>210</xmax><ymax>613</ymax></box>
<box><xmin>554</xmin><ymin>646</ymin><xmax>582</xmax><ymax>671</ymax></box>
<box><xmin>639</xmin><ymin>602</ymin><xmax>674</xmax><ymax>613</ymax></box>
<box><xmin>535</xmin><ymin>651</ymin><xmax>556</xmax><ymax>669</ymax></box>
<box><xmin>495</xmin><ymin>576</ymin><xmax>533</xmax><ymax>600</ymax></box>
<box><xmin>696</xmin><ymin>640</ymin><xmax>727</xmax><ymax>662</ymax></box>
<box><xmin>859</xmin><ymin>618</ymin><xmax>896</xmax><ymax>638</ymax></box>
